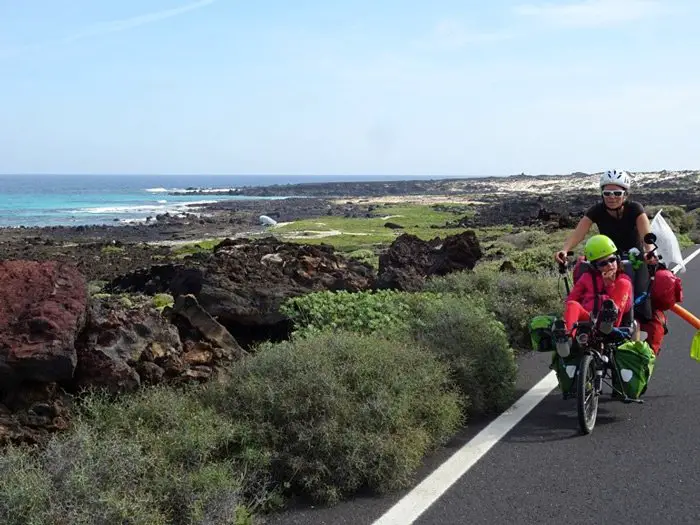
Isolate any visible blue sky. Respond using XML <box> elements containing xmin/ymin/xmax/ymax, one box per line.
<box><xmin>1</xmin><ymin>0</ymin><xmax>698</xmax><ymax>176</ymax></box>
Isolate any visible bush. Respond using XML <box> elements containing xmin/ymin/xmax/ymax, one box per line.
<box><xmin>408</xmin><ymin>295</ymin><xmax>517</xmax><ymax>416</ymax></box>
<box><xmin>345</xmin><ymin>248</ymin><xmax>379</xmax><ymax>269</ymax></box>
<box><xmin>482</xmin><ymin>240</ymin><xmax>517</xmax><ymax>259</ymax></box>
<box><xmin>424</xmin><ymin>268</ymin><xmax>563</xmax><ymax>351</ymax></box>
<box><xmin>280</xmin><ymin>289</ymin><xmax>425</xmax><ymax>338</ymax></box>
<box><xmin>499</xmin><ymin>230</ymin><xmax>551</xmax><ymax>251</ymax></box>
<box><xmin>0</xmin><ymin>387</ymin><xmax>259</xmax><ymax>525</ymax></box>
<box><xmin>202</xmin><ymin>331</ymin><xmax>463</xmax><ymax>505</ymax></box>
<box><xmin>152</xmin><ymin>293</ymin><xmax>175</xmax><ymax>311</ymax></box>
<box><xmin>506</xmin><ymin>246</ymin><xmax>558</xmax><ymax>273</ymax></box>
<box><xmin>647</xmin><ymin>205</ymin><xmax>696</xmax><ymax>234</ymax></box>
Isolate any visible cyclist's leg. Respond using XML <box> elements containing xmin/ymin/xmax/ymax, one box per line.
<box><xmin>563</xmin><ymin>300</ymin><xmax>591</xmax><ymax>332</ymax></box>
<box><xmin>640</xmin><ymin>310</ymin><xmax>666</xmax><ymax>355</ymax></box>
<box><xmin>632</xmin><ymin>263</ymin><xmax>653</xmax><ymax>321</ymax></box>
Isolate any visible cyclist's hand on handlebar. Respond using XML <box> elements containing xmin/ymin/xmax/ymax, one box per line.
<box><xmin>644</xmin><ymin>250</ymin><xmax>659</xmax><ymax>264</ymax></box>
<box><xmin>555</xmin><ymin>250</ymin><xmax>567</xmax><ymax>265</ymax></box>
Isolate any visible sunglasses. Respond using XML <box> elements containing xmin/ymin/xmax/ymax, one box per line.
<box><xmin>602</xmin><ymin>190</ymin><xmax>625</xmax><ymax>197</ymax></box>
<box><xmin>595</xmin><ymin>256</ymin><xmax>618</xmax><ymax>268</ymax></box>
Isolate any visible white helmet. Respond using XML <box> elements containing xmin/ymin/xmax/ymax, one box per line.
<box><xmin>599</xmin><ymin>169</ymin><xmax>631</xmax><ymax>191</ymax></box>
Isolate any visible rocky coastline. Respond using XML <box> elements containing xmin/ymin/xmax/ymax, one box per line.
<box><xmin>0</xmin><ymin>170</ymin><xmax>698</xmax><ymax>445</ymax></box>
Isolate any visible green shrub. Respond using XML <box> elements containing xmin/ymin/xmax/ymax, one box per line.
<box><xmin>345</xmin><ymin>248</ymin><xmax>379</xmax><ymax>269</ymax></box>
<box><xmin>152</xmin><ymin>293</ymin><xmax>175</xmax><ymax>311</ymax></box>
<box><xmin>499</xmin><ymin>230</ymin><xmax>551</xmax><ymax>251</ymax></box>
<box><xmin>87</xmin><ymin>280</ymin><xmax>108</xmax><ymax>296</ymax></box>
<box><xmin>507</xmin><ymin>246</ymin><xmax>557</xmax><ymax>273</ymax></box>
<box><xmin>677</xmin><ymin>233</ymin><xmax>695</xmax><ymax>249</ymax></box>
<box><xmin>0</xmin><ymin>447</ymin><xmax>53</xmax><ymax>525</ymax></box>
<box><xmin>424</xmin><ymin>268</ymin><xmax>563</xmax><ymax>351</ymax></box>
<box><xmin>202</xmin><ymin>331</ymin><xmax>463</xmax><ymax>505</ymax></box>
<box><xmin>280</xmin><ymin>289</ymin><xmax>412</xmax><ymax>337</ymax></box>
<box><xmin>647</xmin><ymin>205</ymin><xmax>696</xmax><ymax>234</ymax></box>
<box><xmin>482</xmin><ymin>241</ymin><xmax>517</xmax><ymax>259</ymax></box>
<box><xmin>0</xmin><ymin>387</ymin><xmax>259</xmax><ymax>525</ymax></box>
<box><xmin>408</xmin><ymin>295</ymin><xmax>517</xmax><ymax>416</ymax></box>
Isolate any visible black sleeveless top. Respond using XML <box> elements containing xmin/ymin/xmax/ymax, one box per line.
<box><xmin>584</xmin><ymin>201</ymin><xmax>645</xmax><ymax>253</ymax></box>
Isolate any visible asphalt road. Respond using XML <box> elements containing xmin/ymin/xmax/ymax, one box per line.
<box><xmin>267</xmin><ymin>247</ymin><xmax>700</xmax><ymax>525</ymax></box>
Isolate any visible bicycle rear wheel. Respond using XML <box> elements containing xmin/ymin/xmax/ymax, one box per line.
<box><xmin>577</xmin><ymin>353</ymin><xmax>599</xmax><ymax>434</ymax></box>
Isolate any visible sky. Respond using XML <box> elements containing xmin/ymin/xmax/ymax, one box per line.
<box><xmin>0</xmin><ymin>0</ymin><xmax>699</xmax><ymax>177</ymax></box>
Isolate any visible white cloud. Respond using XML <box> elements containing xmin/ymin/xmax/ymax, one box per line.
<box><xmin>63</xmin><ymin>0</ymin><xmax>218</xmax><ymax>43</ymax></box>
<box><xmin>514</xmin><ymin>0</ymin><xmax>668</xmax><ymax>27</ymax></box>
<box><xmin>416</xmin><ymin>19</ymin><xmax>516</xmax><ymax>51</ymax></box>
<box><xmin>0</xmin><ymin>0</ymin><xmax>218</xmax><ymax>58</ymax></box>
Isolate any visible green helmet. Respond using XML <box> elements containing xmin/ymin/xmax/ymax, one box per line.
<box><xmin>584</xmin><ymin>235</ymin><xmax>617</xmax><ymax>261</ymax></box>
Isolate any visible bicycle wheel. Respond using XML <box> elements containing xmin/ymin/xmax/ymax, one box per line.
<box><xmin>577</xmin><ymin>353</ymin><xmax>599</xmax><ymax>434</ymax></box>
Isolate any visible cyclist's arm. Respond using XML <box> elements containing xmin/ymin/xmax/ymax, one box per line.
<box><xmin>635</xmin><ymin>212</ymin><xmax>655</xmax><ymax>255</ymax></box>
<box><xmin>561</xmin><ymin>216</ymin><xmax>593</xmax><ymax>253</ymax></box>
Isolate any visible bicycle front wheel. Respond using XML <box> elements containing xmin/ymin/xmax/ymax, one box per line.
<box><xmin>577</xmin><ymin>353</ymin><xmax>599</xmax><ymax>435</ymax></box>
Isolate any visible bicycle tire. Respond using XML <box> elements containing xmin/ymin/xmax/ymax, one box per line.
<box><xmin>577</xmin><ymin>353</ymin><xmax>598</xmax><ymax>434</ymax></box>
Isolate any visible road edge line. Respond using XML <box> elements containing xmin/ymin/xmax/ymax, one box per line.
<box><xmin>372</xmin><ymin>372</ymin><xmax>559</xmax><ymax>525</ymax></box>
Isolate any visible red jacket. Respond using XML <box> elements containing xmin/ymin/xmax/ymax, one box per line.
<box><xmin>568</xmin><ymin>269</ymin><xmax>633</xmax><ymax>325</ymax></box>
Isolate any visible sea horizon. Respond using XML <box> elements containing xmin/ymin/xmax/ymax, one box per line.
<box><xmin>0</xmin><ymin>173</ymin><xmax>482</xmax><ymax>229</ymax></box>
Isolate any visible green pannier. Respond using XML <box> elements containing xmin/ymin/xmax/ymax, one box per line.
<box><xmin>529</xmin><ymin>314</ymin><xmax>558</xmax><ymax>352</ymax></box>
<box><xmin>613</xmin><ymin>340</ymin><xmax>656</xmax><ymax>399</ymax></box>
<box><xmin>550</xmin><ymin>351</ymin><xmax>580</xmax><ymax>396</ymax></box>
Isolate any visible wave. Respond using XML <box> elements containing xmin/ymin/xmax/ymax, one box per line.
<box><xmin>168</xmin><ymin>187</ymin><xmax>238</xmax><ymax>194</ymax></box>
<box><xmin>69</xmin><ymin>200</ymin><xmax>218</xmax><ymax>216</ymax></box>
<box><xmin>145</xmin><ymin>187</ymin><xmax>238</xmax><ymax>194</ymax></box>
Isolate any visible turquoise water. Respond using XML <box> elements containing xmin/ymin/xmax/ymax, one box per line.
<box><xmin>0</xmin><ymin>174</ymin><xmax>444</xmax><ymax>227</ymax></box>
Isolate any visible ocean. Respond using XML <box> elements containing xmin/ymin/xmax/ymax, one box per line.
<box><xmin>0</xmin><ymin>174</ymin><xmax>454</xmax><ymax>228</ymax></box>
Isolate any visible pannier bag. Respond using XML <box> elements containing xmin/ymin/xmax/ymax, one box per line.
<box><xmin>529</xmin><ymin>314</ymin><xmax>558</xmax><ymax>352</ymax></box>
<box><xmin>613</xmin><ymin>340</ymin><xmax>656</xmax><ymax>399</ymax></box>
<box><xmin>550</xmin><ymin>352</ymin><xmax>580</xmax><ymax>396</ymax></box>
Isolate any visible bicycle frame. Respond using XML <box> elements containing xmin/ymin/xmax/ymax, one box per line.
<box><xmin>568</xmin><ymin>322</ymin><xmax>643</xmax><ymax>404</ymax></box>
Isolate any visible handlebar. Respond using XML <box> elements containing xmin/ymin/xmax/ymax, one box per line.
<box><xmin>557</xmin><ymin>251</ymin><xmax>575</xmax><ymax>275</ymax></box>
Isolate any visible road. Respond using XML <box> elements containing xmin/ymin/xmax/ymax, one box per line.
<box><xmin>267</xmin><ymin>246</ymin><xmax>700</xmax><ymax>525</ymax></box>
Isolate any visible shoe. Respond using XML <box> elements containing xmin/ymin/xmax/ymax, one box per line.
<box><xmin>552</xmin><ymin>319</ymin><xmax>572</xmax><ymax>357</ymax></box>
<box><xmin>597</xmin><ymin>299</ymin><xmax>618</xmax><ymax>335</ymax></box>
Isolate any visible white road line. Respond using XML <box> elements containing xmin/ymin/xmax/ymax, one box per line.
<box><xmin>671</xmin><ymin>246</ymin><xmax>700</xmax><ymax>274</ymax></box>
<box><xmin>372</xmin><ymin>372</ymin><xmax>560</xmax><ymax>525</ymax></box>
<box><xmin>372</xmin><ymin>244</ymin><xmax>700</xmax><ymax>525</ymax></box>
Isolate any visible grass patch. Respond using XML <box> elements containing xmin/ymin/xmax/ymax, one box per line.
<box><xmin>271</xmin><ymin>204</ymin><xmax>476</xmax><ymax>252</ymax></box>
<box><xmin>172</xmin><ymin>239</ymin><xmax>224</xmax><ymax>258</ymax></box>
<box><xmin>100</xmin><ymin>245</ymin><xmax>126</xmax><ymax>254</ymax></box>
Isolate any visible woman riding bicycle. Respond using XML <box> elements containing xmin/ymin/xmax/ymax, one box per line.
<box><xmin>554</xmin><ymin>169</ymin><xmax>655</xmax><ymax>264</ymax></box>
<box><xmin>553</xmin><ymin>169</ymin><xmax>667</xmax><ymax>354</ymax></box>
<box><xmin>553</xmin><ymin>235</ymin><xmax>633</xmax><ymax>357</ymax></box>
